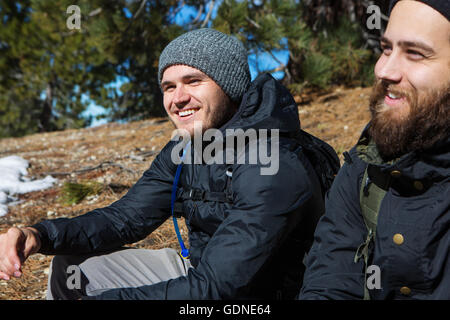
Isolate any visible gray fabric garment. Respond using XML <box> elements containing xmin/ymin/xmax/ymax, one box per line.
<box><xmin>158</xmin><ymin>28</ymin><xmax>251</xmax><ymax>103</ymax></box>
<box><xmin>46</xmin><ymin>248</ymin><xmax>192</xmax><ymax>300</ymax></box>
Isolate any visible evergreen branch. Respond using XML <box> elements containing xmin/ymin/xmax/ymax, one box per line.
<box><xmin>88</xmin><ymin>8</ymin><xmax>102</xmax><ymax>17</ymax></box>
<box><xmin>43</xmin><ymin>161</ymin><xmax>137</xmax><ymax>177</ymax></box>
<box><xmin>262</xmin><ymin>65</ymin><xmax>286</xmax><ymax>74</ymax></box>
<box><xmin>190</xmin><ymin>4</ymin><xmax>204</xmax><ymax>25</ymax></box>
<box><xmin>133</xmin><ymin>0</ymin><xmax>148</xmax><ymax>20</ymax></box>
<box><xmin>170</xmin><ymin>0</ymin><xmax>186</xmax><ymax>23</ymax></box>
<box><xmin>266</xmin><ymin>49</ymin><xmax>292</xmax><ymax>80</ymax></box>
<box><xmin>245</xmin><ymin>15</ymin><xmax>261</xmax><ymax>29</ymax></box>
<box><xmin>200</xmin><ymin>0</ymin><xmax>215</xmax><ymax>28</ymax></box>
<box><xmin>122</xmin><ymin>0</ymin><xmax>148</xmax><ymax>35</ymax></box>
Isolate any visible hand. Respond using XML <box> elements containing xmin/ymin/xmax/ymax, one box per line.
<box><xmin>0</xmin><ymin>227</ymin><xmax>41</xmax><ymax>280</ymax></box>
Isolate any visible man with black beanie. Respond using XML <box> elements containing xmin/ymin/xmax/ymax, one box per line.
<box><xmin>299</xmin><ymin>0</ymin><xmax>449</xmax><ymax>300</ymax></box>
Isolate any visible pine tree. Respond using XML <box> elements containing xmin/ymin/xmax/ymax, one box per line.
<box><xmin>0</xmin><ymin>0</ymin><xmax>119</xmax><ymax>137</ymax></box>
<box><xmin>212</xmin><ymin>0</ymin><xmax>380</xmax><ymax>93</ymax></box>
<box><xmin>86</xmin><ymin>0</ymin><xmax>212</xmax><ymax>122</ymax></box>
<box><xmin>0</xmin><ymin>0</ymin><xmax>204</xmax><ymax>137</ymax></box>
<box><xmin>0</xmin><ymin>0</ymin><xmax>390</xmax><ymax>138</ymax></box>
<box><xmin>87</xmin><ymin>0</ymin><xmax>186</xmax><ymax>121</ymax></box>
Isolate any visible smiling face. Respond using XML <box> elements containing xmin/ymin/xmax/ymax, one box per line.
<box><xmin>161</xmin><ymin>65</ymin><xmax>237</xmax><ymax>136</ymax></box>
<box><xmin>369</xmin><ymin>0</ymin><xmax>450</xmax><ymax>160</ymax></box>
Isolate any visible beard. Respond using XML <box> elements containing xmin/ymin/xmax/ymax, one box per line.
<box><xmin>368</xmin><ymin>80</ymin><xmax>450</xmax><ymax>161</ymax></box>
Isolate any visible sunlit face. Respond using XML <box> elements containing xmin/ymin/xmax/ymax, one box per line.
<box><xmin>161</xmin><ymin>65</ymin><xmax>237</xmax><ymax>136</ymax></box>
<box><xmin>373</xmin><ymin>0</ymin><xmax>450</xmax><ymax>119</ymax></box>
<box><xmin>369</xmin><ymin>0</ymin><xmax>450</xmax><ymax>159</ymax></box>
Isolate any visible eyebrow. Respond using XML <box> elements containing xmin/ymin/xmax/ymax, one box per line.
<box><xmin>380</xmin><ymin>36</ymin><xmax>436</xmax><ymax>55</ymax></box>
<box><xmin>161</xmin><ymin>72</ymin><xmax>207</xmax><ymax>88</ymax></box>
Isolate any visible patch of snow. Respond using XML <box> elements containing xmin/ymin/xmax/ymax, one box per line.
<box><xmin>0</xmin><ymin>156</ymin><xmax>57</xmax><ymax>217</ymax></box>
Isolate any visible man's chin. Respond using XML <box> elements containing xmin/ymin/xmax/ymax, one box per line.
<box><xmin>369</xmin><ymin>98</ymin><xmax>415</xmax><ymax>161</ymax></box>
<box><xmin>376</xmin><ymin>103</ymin><xmax>410</xmax><ymax>123</ymax></box>
<box><xmin>174</xmin><ymin>123</ymin><xmax>195</xmax><ymax>136</ymax></box>
<box><xmin>172</xmin><ymin>119</ymin><xmax>207</xmax><ymax>138</ymax></box>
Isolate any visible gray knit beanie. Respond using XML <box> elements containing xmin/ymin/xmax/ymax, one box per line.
<box><xmin>158</xmin><ymin>28</ymin><xmax>251</xmax><ymax>103</ymax></box>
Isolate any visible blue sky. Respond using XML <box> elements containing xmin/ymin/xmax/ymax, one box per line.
<box><xmin>84</xmin><ymin>1</ymin><xmax>289</xmax><ymax>127</ymax></box>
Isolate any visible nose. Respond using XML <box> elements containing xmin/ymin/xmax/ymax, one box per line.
<box><xmin>374</xmin><ymin>52</ymin><xmax>403</xmax><ymax>84</ymax></box>
<box><xmin>172</xmin><ymin>85</ymin><xmax>190</xmax><ymax>107</ymax></box>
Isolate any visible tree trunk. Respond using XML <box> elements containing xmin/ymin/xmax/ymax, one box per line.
<box><xmin>39</xmin><ymin>83</ymin><xmax>53</xmax><ymax>132</ymax></box>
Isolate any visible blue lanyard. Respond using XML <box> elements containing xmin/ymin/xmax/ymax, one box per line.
<box><xmin>171</xmin><ymin>141</ymin><xmax>190</xmax><ymax>259</ymax></box>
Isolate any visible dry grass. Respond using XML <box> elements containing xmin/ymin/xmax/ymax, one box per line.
<box><xmin>0</xmin><ymin>86</ymin><xmax>372</xmax><ymax>299</ymax></box>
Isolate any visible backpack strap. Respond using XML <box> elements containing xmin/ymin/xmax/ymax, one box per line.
<box><xmin>173</xmin><ymin>165</ymin><xmax>234</xmax><ymax>218</ymax></box>
<box><xmin>354</xmin><ymin>164</ymin><xmax>389</xmax><ymax>299</ymax></box>
<box><xmin>179</xmin><ymin>188</ymin><xmax>233</xmax><ymax>203</ymax></box>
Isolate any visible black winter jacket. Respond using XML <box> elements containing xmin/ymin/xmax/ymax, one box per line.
<box><xmin>33</xmin><ymin>74</ymin><xmax>332</xmax><ymax>299</ymax></box>
<box><xmin>299</xmin><ymin>127</ymin><xmax>450</xmax><ymax>299</ymax></box>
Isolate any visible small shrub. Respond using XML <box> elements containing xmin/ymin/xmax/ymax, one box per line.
<box><xmin>60</xmin><ymin>181</ymin><xmax>103</xmax><ymax>205</ymax></box>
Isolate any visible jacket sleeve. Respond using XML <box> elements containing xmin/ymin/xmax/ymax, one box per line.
<box><xmin>91</xmin><ymin>145</ymin><xmax>316</xmax><ymax>299</ymax></box>
<box><xmin>298</xmin><ymin>150</ymin><xmax>367</xmax><ymax>300</ymax></box>
<box><xmin>32</xmin><ymin>142</ymin><xmax>177</xmax><ymax>255</ymax></box>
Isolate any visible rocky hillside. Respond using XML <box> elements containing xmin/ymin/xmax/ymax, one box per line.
<box><xmin>0</xmin><ymin>86</ymin><xmax>372</xmax><ymax>300</ymax></box>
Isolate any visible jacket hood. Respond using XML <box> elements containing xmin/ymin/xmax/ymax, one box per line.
<box><xmin>220</xmin><ymin>73</ymin><xmax>301</xmax><ymax>134</ymax></box>
<box><xmin>356</xmin><ymin>124</ymin><xmax>450</xmax><ymax>182</ymax></box>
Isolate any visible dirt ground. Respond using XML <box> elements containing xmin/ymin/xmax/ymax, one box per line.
<box><xmin>0</xmin><ymin>85</ymin><xmax>372</xmax><ymax>300</ymax></box>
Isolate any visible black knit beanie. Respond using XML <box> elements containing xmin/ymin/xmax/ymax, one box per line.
<box><xmin>389</xmin><ymin>0</ymin><xmax>450</xmax><ymax>21</ymax></box>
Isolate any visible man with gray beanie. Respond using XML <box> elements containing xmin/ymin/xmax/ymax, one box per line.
<box><xmin>0</xmin><ymin>28</ymin><xmax>339</xmax><ymax>299</ymax></box>
<box><xmin>299</xmin><ymin>0</ymin><xmax>449</xmax><ymax>300</ymax></box>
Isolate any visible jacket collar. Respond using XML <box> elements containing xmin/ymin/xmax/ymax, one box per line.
<box><xmin>220</xmin><ymin>73</ymin><xmax>301</xmax><ymax>134</ymax></box>
<box><xmin>356</xmin><ymin>123</ymin><xmax>450</xmax><ymax>183</ymax></box>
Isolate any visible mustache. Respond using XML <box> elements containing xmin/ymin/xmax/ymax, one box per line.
<box><xmin>369</xmin><ymin>80</ymin><xmax>417</xmax><ymax>112</ymax></box>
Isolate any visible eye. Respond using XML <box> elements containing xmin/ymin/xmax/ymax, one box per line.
<box><xmin>163</xmin><ymin>85</ymin><xmax>175</xmax><ymax>92</ymax></box>
<box><xmin>380</xmin><ymin>44</ymin><xmax>392</xmax><ymax>56</ymax></box>
<box><xmin>188</xmin><ymin>78</ymin><xmax>201</xmax><ymax>85</ymax></box>
<box><xmin>406</xmin><ymin>50</ymin><xmax>425</xmax><ymax>59</ymax></box>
